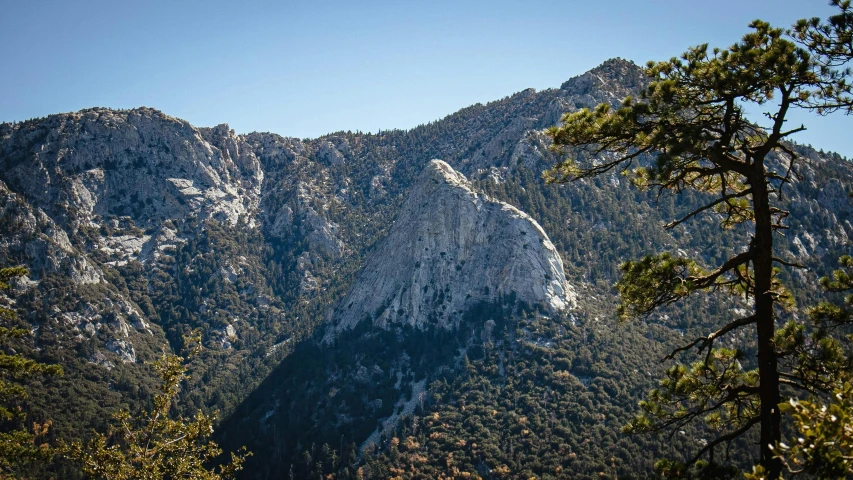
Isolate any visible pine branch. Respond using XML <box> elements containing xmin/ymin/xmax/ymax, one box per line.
<box><xmin>663</xmin><ymin>315</ymin><xmax>757</xmax><ymax>361</ymax></box>
<box><xmin>664</xmin><ymin>188</ymin><xmax>753</xmax><ymax>229</ymax></box>
<box><xmin>686</xmin><ymin>416</ymin><xmax>760</xmax><ymax>467</ymax></box>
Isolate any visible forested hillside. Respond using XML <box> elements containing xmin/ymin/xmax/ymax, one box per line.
<box><xmin>0</xmin><ymin>58</ymin><xmax>850</xmax><ymax>478</ymax></box>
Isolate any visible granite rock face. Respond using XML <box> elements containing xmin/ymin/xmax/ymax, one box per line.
<box><xmin>0</xmin><ymin>108</ymin><xmax>262</xmax><ymax>231</ymax></box>
<box><xmin>0</xmin><ymin>108</ymin><xmax>266</xmax><ymax>373</ymax></box>
<box><xmin>0</xmin><ymin>180</ymin><xmax>102</xmax><ymax>284</ymax></box>
<box><xmin>325</xmin><ymin>160</ymin><xmax>574</xmax><ymax>340</ymax></box>
<box><xmin>560</xmin><ymin>57</ymin><xmax>647</xmax><ymax>102</ymax></box>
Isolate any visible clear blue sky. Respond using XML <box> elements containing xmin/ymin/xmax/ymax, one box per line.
<box><xmin>2</xmin><ymin>1</ymin><xmax>850</xmax><ymax>156</ymax></box>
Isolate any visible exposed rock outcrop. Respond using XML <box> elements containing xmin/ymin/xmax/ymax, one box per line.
<box><xmin>0</xmin><ymin>180</ymin><xmax>102</xmax><ymax>284</ymax></box>
<box><xmin>0</xmin><ymin>108</ymin><xmax>262</xmax><ymax>231</ymax></box>
<box><xmin>325</xmin><ymin>160</ymin><xmax>574</xmax><ymax>341</ymax></box>
<box><xmin>560</xmin><ymin>57</ymin><xmax>646</xmax><ymax>102</ymax></box>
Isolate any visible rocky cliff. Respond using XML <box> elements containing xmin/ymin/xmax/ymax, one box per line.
<box><xmin>326</xmin><ymin>160</ymin><xmax>574</xmax><ymax>339</ymax></box>
<box><xmin>0</xmin><ymin>108</ymin><xmax>262</xmax><ymax>231</ymax></box>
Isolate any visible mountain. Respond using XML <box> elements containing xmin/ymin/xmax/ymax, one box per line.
<box><xmin>0</xmin><ymin>58</ymin><xmax>851</xmax><ymax>478</ymax></box>
<box><xmin>326</xmin><ymin>159</ymin><xmax>574</xmax><ymax>341</ymax></box>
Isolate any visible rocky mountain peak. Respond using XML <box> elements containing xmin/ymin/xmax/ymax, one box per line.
<box><xmin>0</xmin><ymin>108</ymin><xmax>262</xmax><ymax>231</ymax></box>
<box><xmin>422</xmin><ymin>157</ymin><xmax>470</xmax><ymax>186</ymax></box>
<box><xmin>560</xmin><ymin>57</ymin><xmax>646</xmax><ymax>101</ymax></box>
<box><xmin>324</xmin><ymin>160</ymin><xmax>575</xmax><ymax>341</ymax></box>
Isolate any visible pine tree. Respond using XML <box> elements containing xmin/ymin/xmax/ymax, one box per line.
<box><xmin>545</xmin><ymin>20</ymin><xmax>849</xmax><ymax>478</ymax></box>
<box><xmin>64</xmin><ymin>332</ymin><xmax>250</xmax><ymax>479</ymax></box>
<box><xmin>757</xmin><ymin>255</ymin><xmax>853</xmax><ymax>478</ymax></box>
<box><xmin>0</xmin><ymin>266</ymin><xmax>62</xmax><ymax>478</ymax></box>
<box><xmin>794</xmin><ymin>0</ymin><xmax>853</xmax><ymax>114</ymax></box>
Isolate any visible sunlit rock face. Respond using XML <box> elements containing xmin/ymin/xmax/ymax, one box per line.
<box><xmin>326</xmin><ymin>159</ymin><xmax>574</xmax><ymax>341</ymax></box>
<box><xmin>0</xmin><ymin>107</ymin><xmax>263</xmax><ymax>231</ymax></box>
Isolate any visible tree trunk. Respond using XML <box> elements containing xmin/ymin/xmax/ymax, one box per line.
<box><xmin>750</xmin><ymin>170</ymin><xmax>782</xmax><ymax>478</ymax></box>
